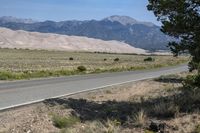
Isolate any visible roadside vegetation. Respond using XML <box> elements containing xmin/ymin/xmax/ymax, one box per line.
<box><xmin>0</xmin><ymin>48</ymin><xmax>188</xmax><ymax>80</ymax></box>
<box><xmin>52</xmin><ymin>114</ymin><xmax>80</xmax><ymax>129</ymax></box>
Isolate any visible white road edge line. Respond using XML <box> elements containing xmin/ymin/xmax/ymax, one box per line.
<box><xmin>0</xmin><ymin>75</ymin><xmax>161</xmax><ymax>111</ymax></box>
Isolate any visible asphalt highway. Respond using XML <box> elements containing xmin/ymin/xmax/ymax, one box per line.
<box><xmin>0</xmin><ymin>64</ymin><xmax>187</xmax><ymax>111</ymax></box>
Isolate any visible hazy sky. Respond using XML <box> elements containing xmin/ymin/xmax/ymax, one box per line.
<box><xmin>0</xmin><ymin>0</ymin><xmax>160</xmax><ymax>25</ymax></box>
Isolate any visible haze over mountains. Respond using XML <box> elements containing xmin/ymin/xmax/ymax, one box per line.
<box><xmin>0</xmin><ymin>15</ymin><xmax>172</xmax><ymax>51</ymax></box>
<box><xmin>0</xmin><ymin>16</ymin><xmax>37</xmax><ymax>24</ymax></box>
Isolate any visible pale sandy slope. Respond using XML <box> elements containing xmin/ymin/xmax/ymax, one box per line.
<box><xmin>0</xmin><ymin>27</ymin><xmax>146</xmax><ymax>54</ymax></box>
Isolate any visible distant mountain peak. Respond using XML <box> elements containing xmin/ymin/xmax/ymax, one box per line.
<box><xmin>103</xmin><ymin>15</ymin><xmax>155</xmax><ymax>27</ymax></box>
<box><xmin>0</xmin><ymin>16</ymin><xmax>37</xmax><ymax>24</ymax></box>
<box><xmin>103</xmin><ymin>15</ymin><xmax>138</xmax><ymax>25</ymax></box>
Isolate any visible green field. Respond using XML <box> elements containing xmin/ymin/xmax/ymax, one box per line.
<box><xmin>0</xmin><ymin>48</ymin><xmax>189</xmax><ymax>80</ymax></box>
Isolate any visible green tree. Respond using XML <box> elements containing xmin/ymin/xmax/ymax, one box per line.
<box><xmin>147</xmin><ymin>0</ymin><xmax>200</xmax><ymax>72</ymax></box>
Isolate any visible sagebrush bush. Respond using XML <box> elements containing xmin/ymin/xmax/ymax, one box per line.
<box><xmin>114</xmin><ymin>58</ymin><xmax>120</xmax><ymax>62</ymax></box>
<box><xmin>52</xmin><ymin>115</ymin><xmax>80</xmax><ymax>129</ymax></box>
<box><xmin>77</xmin><ymin>66</ymin><xmax>87</xmax><ymax>72</ymax></box>
<box><xmin>144</xmin><ymin>57</ymin><xmax>155</xmax><ymax>62</ymax></box>
<box><xmin>69</xmin><ymin>57</ymin><xmax>74</xmax><ymax>60</ymax></box>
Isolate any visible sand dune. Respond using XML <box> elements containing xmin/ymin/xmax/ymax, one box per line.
<box><xmin>0</xmin><ymin>27</ymin><xmax>146</xmax><ymax>54</ymax></box>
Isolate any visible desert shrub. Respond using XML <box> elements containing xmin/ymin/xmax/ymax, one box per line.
<box><xmin>52</xmin><ymin>115</ymin><xmax>80</xmax><ymax>129</ymax></box>
<box><xmin>104</xmin><ymin>58</ymin><xmax>107</xmax><ymax>61</ymax></box>
<box><xmin>77</xmin><ymin>66</ymin><xmax>87</xmax><ymax>72</ymax></box>
<box><xmin>105</xmin><ymin>119</ymin><xmax>121</xmax><ymax>133</ymax></box>
<box><xmin>133</xmin><ymin>110</ymin><xmax>147</xmax><ymax>127</ymax></box>
<box><xmin>144</xmin><ymin>57</ymin><xmax>155</xmax><ymax>62</ymax></box>
<box><xmin>114</xmin><ymin>58</ymin><xmax>119</xmax><ymax>62</ymax></box>
<box><xmin>69</xmin><ymin>57</ymin><xmax>74</xmax><ymax>60</ymax></box>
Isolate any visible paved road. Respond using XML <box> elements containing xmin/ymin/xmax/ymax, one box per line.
<box><xmin>0</xmin><ymin>65</ymin><xmax>187</xmax><ymax>111</ymax></box>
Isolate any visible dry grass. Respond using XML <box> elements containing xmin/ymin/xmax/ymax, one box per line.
<box><xmin>0</xmin><ymin>48</ymin><xmax>188</xmax><ymax>80</ymax></box>
<box><xmin>60</xmin><ymin>120</ymin><xmax>122</xmax><ymax>133</ymax></box>
<box><xmin>132</xmin><ymin>110</ymin><xmax>147</xmax><ymax>127</ymax></box>
<box><xmin>52</xmin><ymin>114</ymin><xmax>80</xmax><ymax>129</ymax></box>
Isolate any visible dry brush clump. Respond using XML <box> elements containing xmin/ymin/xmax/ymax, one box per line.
<box><xmin>144</xmin><ymin>57</ymin><xmax>155</xmax><ymax>62</ymax></box>
<box><xmin>52</xmin><ymin>114</ymin><xmax>80</xmax><ymax>129</ymax></box>
<box><xmin>132</xmin><ymin>110</ymin><xmax>147</xmax><ymax>127</ymax></box>
<box><xmin>69</xmin><ymin>57</ymin><xmax>74</xmax><ymax>60</ymax></box>
<box><xmin>77</xmin><ymin>66</ymin><xmax>87</xmax><ymax>72</ymax></box>
<box><xmin>114</xmin><ymin>58</ymin><xmax>120</xmax><ymax>62</ymax></box>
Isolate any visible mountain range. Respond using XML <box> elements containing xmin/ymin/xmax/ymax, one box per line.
<box><xmin>0</xmin><ymin>15</ymin><xmax>172</xmax><ymax>51</ymax></box>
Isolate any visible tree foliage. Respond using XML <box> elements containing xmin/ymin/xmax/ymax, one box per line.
<box><xmin>147</xmin><ymin>0</ymin><xmax>200</xmax><ymax>72</ymax></box>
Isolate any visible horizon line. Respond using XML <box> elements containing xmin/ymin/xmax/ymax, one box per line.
<box><xmin>0</xmin><ymin>15</ymin><xmax>159</xmax><ymax>25</ymax></box>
